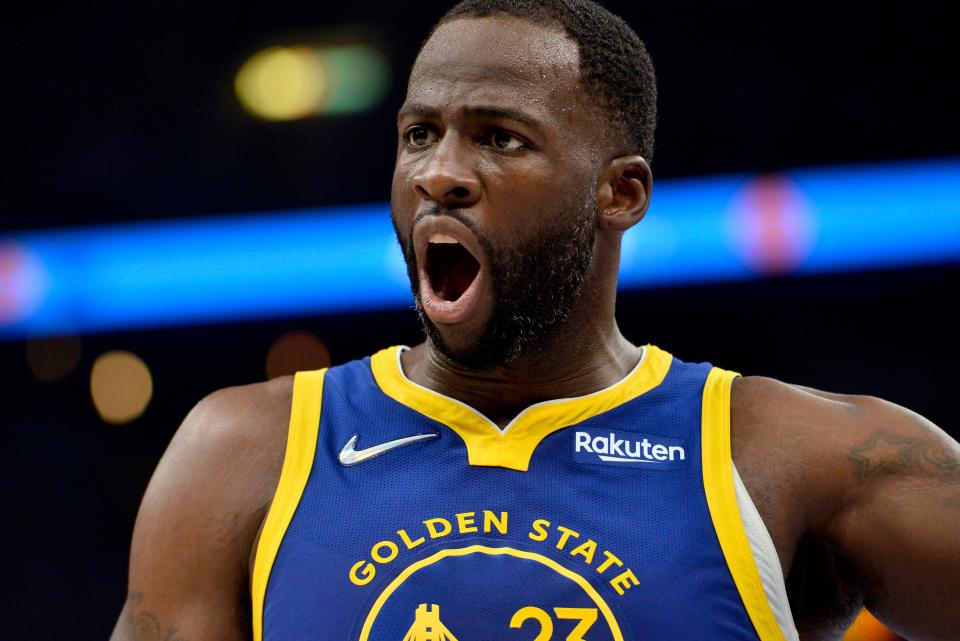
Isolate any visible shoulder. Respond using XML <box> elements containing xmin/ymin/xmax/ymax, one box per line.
<box><xmin>729</xmin><ymin>375</ymin><xmax>960</xmax><ymax>637</ymax></box>
<box><xmin>730</xmin><ymin>374</ymin><xmax>869</xmax><ymax>428</ymax></box>
<box><xmin>181</xmin><ymin>375</ymin><xmax>295</xmax><ymax>456</ymax></box>
<box><xmin>730</xmin><ymin>374</ymin><xmax>871</xmax><ymax>470</ymax></box>
<box><xmin>169</xmin><ymin>375</ymin><xmax>296</xmax><ymax>516</ymax></box>
<box><xmin>729</xmin><ymin>375</ymin><xmax>945</xmax><ymax>515</ymax></box>
<box><xmin>728</xmin><ymin>373</ymin><xmax>958</xmax><ymax>552</ymax></box>
<box><xmin>730</xmin><ymin>374</ymin><xmax>916</xmax><ymax>453</ymax></box>
<box><xmin>118</xmin><ymin>376</ymin><xmax>298</xmax><ymax>636</ymax></box>
<box><xmin>132</xmin><ymin>375</ymin><xmax>297</xmax><ymax>571</ymax></box>
<box><xmin>170</xmin><ymin>375</ymin><xmax>295</xmax><ymax>482</ymax></box>
<box><xmin>730</xmin><ymin>374</ymin><xmax>948</xmax><ymax>477</ymax></box>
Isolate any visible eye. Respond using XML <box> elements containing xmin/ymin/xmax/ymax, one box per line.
<box><xmin>403</xmin><ymin>126</ymin><xmax>438</xmax><ymax>149</ymax></box>
<box><xmin>488</xmin><ymin>130</ymin><xmax>526</xmax><ymax>151</ymax></box>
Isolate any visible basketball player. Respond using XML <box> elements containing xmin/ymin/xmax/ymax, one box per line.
<box><xmin>111</xmin><ymin>2</ymin><xmax>960</xmax><ymax>640</ymax></box>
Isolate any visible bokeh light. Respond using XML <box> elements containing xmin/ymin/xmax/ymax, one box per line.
<box><xmin>235</xmin><ymin>46</ymin><xmax>325</xmax><ymax>121</ymax></box>
<box><xmin>726</xmin><ymin>174</ymin><xmax>818</xmax><ymax>276</ymax></box>
<box><xmin>319</xmin><ymin>45</ymin><xmax>390</xmax><ymax>115</ymax></box>
<box><xmin>0</xmin><ymin>241</ymin><xmax>49</xmax><ymax>326</ymax></box>
<box><xmin>265</xmin><ymin>330</ymin><xmax>331</xmax><ymax>379</ymax></box>
<box><xmin>90</xmin><ymin>351</ymin><xmax>154</xmax><ymax>424</ymax></box>
<box><xmin>26</xmin><ymin>334</ymin><xmax>82</xmax><ymax>382</ymax></box>
<box><xmin>235</xmin><ymin>43</ymin><xmax>389</xmax><ymax>121</ymax></box>
<box><xmin>842</xmin><ymin>610</ymin><xmax>901</xmax><ymax>641</ymax></box>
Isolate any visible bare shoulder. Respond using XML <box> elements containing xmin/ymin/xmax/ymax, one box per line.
<box><xmin>729</xmin><ymin>376</ymin><xmax>864</xmax><ymax>519</ymax></box>
<box><xmin>173</xmin><ymin>376</ymin><xmax>295</xmax><ymax>488</ymax></box>
<box><xmin>149</xmin><ymin>375</ymin><xmax>296</xmax><ymax>520</ymax></box>
<box><xmin>730</xmin><ymin>375</ymin><xmax>960</xmax><ymax>640</ymax></box>
<box><xmin>731</xmin><ymin>375</ymin><xmax>959</xmax><ymax>501</ymax></box>
<box><xmin>731</xmin><ymin>374</ymin><xmax>959</xmax><ymax>526</ymax></box>
<box><xmin>112</xmin><ymin>376</ymin><xmax>295</xmax><ymax>641</ymax></box>
<box><xmin>145</xmin><ymin>374</ymin><xmax>297</xmax><ymax>561</ymax></box>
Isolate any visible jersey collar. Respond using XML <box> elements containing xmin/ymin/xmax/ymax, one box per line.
<box><xmin>370</xmin><ymin>344</ymin><xmax>672</xmax><ymax>471</ymax></box>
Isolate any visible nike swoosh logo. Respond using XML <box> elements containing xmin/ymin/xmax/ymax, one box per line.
<box><xmin>338</xmin><ymin>433</ymin><xmax>438</xmax><ymax>466</ymax></box>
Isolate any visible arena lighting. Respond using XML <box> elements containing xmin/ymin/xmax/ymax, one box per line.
<box><xmin>235</xmin><ymin>43</ymin><xmax>389</xmax><ymax>120</ymax></box>
<box><xmin>1</xmin><ymin>158</ymin><xmax>959</xmax><ymax>340</ymax></box>
<box><xmin>89</xmin><ymin>350</ymin><xmax>154</xmax><ymax>424</ymax></box>
<box><xmin>26</xmin><ymin>334</ymin><xmax>82</xmax><ymax>382</ymax></box>
<box><xmin>266</xmin><ymin>330</ymin><xmax>332</xmax><ymax>379</ymax></box>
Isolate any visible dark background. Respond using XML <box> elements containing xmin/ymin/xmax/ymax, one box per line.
<box><xmin>2</xmin><ymin>1</ymin><xmax>958</xmax><ymax>639</ymax></box>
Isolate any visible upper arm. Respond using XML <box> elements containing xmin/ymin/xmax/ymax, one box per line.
<box><xmin>739</xmin><ymin>378</ymin><xmax>960</xmax><ymax>640</ymax></box>
<box><xmin>822</xmin><ymin>394</ymin><xmax>960</xmax><ymax>640</ymax></box>
<box><xmin>111</xmin><ymin>379</ymin><xmax>292</xmax><ymax>641</ymax></box>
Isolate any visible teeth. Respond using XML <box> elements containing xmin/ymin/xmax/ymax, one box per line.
<box><xmin>428</xmin><ymin>233</ymin><xmax>459</xmax><ymax>244</ymax></box>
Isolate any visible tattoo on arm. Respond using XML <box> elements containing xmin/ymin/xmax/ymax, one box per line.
<box><xmin>849</xmin><ymin>431</ymin><xmax>960</xmax><ymax>502</ymax></box>
<box><xmin>125</xmin><ymin>591</ymin><xmax>191</xmax><ymax>641</ymax></box>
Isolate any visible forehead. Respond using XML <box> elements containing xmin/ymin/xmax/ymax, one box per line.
<box><xmin>406</xmin><ymin>16</ymin><xmax>585</xmax><ymax>124</ymax></box>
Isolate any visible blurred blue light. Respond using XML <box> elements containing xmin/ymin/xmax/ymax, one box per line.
<box><xmin>2</xmin><ymin>158</ymin><xmax>959</xmax><ymax>339</ymax></box>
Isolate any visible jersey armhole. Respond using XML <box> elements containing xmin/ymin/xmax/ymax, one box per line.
<box><xmin>702</xmin><ymin>367</ymin><xmax>789</xmax><ymax>641</ymax></box>
<box><xmin>251</xmin><ymin>369</ymin><xmax>326</xmax><ymax>641</ymax></box>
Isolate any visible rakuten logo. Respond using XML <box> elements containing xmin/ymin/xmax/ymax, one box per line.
<box><xmin>573</xmin><ymin>429</ymin><xmax>687</xmax><ymax>468</ymax></box>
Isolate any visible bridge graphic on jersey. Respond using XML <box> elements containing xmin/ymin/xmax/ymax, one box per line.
<box><xmin>402</xmin><ymin>603</ymin><xmax>459</xmax><ymax>641</ymax></box>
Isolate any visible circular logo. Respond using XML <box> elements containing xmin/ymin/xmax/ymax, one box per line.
<box><xmin>359</xmin><ymin>545</ymin><xmax>624</xmax><ymax>641</ymax></box>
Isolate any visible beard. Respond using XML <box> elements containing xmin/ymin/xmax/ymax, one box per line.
<box><xmin>394</xmin><ymin>193</ymin><xmax>597</xmax><ymax>371</ymax></box>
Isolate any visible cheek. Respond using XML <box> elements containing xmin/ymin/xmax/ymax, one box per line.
<box><xmin>485</xmin><ymin>164</ymin><xmax>582</xmax><ymax>232</ymax></box>
<box><xmin>390</xmin><ymin>161</ymin><xmax>407</xmax><ymax>201</ymax></box>
<box><xmin>390</xmin><ymin>167</ymin><xmax>417</xmax><ymax>225</ymax></box>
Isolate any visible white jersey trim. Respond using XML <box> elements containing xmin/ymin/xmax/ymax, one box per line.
<box><xmin>733</xmin><ymin>464</ymin><xmax>800</xmax><ymax>641</ymax></box>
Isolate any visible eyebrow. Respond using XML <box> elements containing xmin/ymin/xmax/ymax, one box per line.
<box><xmin>397</xmin><ymin>102</ymin><xmax>544</xmax><ymax>135</ymax></box>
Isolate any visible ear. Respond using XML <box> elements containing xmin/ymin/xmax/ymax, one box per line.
<box><xmin>595</xmin><ymin>156</ymin><xmax>653</xmax><ymax>232</ymax></box>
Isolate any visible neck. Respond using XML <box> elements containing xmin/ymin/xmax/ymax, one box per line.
<box><xmin>400</xmin><ymin>259</ymin><xmax>642</xmax><ymax>427</ymax></box>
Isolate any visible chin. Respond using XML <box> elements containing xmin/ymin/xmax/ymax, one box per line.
<box><xmin>419</xmin><ymin>309</ymin><xmax>481</xmax><ymax>365</ymax></box>
<box><xmin>423</xmin><ymin>312</ymin><xmax>546</xmax><ymax>373</ymax></box>
<box><xmin>416</xmin><ymin>312</ymin><xmax>501</xmax><ymax>372</ymax></box>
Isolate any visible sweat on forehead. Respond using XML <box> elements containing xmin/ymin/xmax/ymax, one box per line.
<box><xmin>420</xmin><ymin>0</ymin><xmax>657</xmax><ymax>159</ymax></box>
<box><xmin>405</xmin><ymin>16</ymin><xmax>604</xmax><ymax>140</ymax></box>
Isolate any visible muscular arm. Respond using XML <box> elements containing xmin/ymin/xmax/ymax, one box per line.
<box><xmin>733</xmin><ymin>377</ymin><xmax>960</xmax><ymax>641</ymax></box>
<box><xmin>828</xmin><ymin>393</ymin><xmax>960</xmax><ymax>640</ymax></box>
<box><xmin>111</xmin><ymin>378</ymin><xmax>292</xmax><ymax>641</ymax></box>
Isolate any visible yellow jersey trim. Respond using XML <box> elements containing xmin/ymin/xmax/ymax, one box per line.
<box><xmin>370</xmin><ymin>345</ymin><xmax>672</xmax><ymax>471</ymax></box>
<box><xmin>251</xmin><ymin>369</ymin><xmax>326</xmax><ymax>641</ymax></box>
<box><xmin>701</xmin><ymin>368</ymin><xmax>786</xmax><ymax>641</ymax></box>
<box><xmin>358</xmin><ymin>545</ymin><xmax>624</xmax><ymax>641</ymax></box>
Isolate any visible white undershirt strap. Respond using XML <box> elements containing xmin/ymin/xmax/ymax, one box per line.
<box><xmin>733</xmin><ymin>464</ymin><xmax>800</xmax><ymax>641</ymax></box>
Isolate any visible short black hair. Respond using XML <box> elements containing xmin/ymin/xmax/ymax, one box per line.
<box><xmin>433</xmin><ymin>0</ymin><xmax>657</xmax><ymax>160</ymax></box>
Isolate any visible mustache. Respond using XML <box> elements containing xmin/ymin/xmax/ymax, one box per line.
<box><xmin>406</xmin><ymin>206</ymin><xmax>486</xmax><ymax>256</ymax></box>
<box><xmin>412</xmin><ymin>206</ymin><xmax>479</xmax><ymax>233</ymax></box>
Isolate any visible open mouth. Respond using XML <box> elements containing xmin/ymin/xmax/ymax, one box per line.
<box><xmin>412</xmin><ymin>216</ymin><xmax>492</xmax><ymax>326</ymax></box>
<box><xmin>426</xmin><ymin>233</ymin><xmax>481</xmax><ymax>301</ymax></box>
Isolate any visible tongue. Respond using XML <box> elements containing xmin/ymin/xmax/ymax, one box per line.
<box><xmin>428</xmin><ymin>243</ymin><xmax>480</xmax><ymax>301</ymax></box>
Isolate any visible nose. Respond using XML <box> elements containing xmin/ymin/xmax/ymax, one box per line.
<box><xmin>411</xmin><ymin>135</ymin><xmax>481</xmax><ymax>208</ymax></box>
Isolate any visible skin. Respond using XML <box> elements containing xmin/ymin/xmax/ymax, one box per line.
<box><xmin>112</xmin><ymin>16</ymin><xmax>960</xmax><ymax>641</ymax></box>
<box><xmin>393</xmin><ymin>16</ymin><xmax>646</xmax><ymax>418</ymax></box>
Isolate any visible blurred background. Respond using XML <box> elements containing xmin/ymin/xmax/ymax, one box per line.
<box><xmin>2</xmin><ymin>1</ymin><xmax>958</xmax><ymax>639</ymax></box>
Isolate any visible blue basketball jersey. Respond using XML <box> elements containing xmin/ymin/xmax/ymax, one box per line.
<box><xmin>251</xmin><ymin>345</ymin><xmax>787</xmax><ymax>641</ymax></box>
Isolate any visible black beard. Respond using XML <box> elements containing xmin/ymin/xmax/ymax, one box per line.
<box><xmin>393</xmin><ymin>199</ymin><xmax>596</xmax><ymax>371</ymax></box>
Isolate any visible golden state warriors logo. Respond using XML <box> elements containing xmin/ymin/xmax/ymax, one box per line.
<box><xmin>400</xmin><ymin>601</ymin><xmax>605</xmax><ymax>641</ymax></box>
<box><xmin>402</xmin><ymin>604</ymin><xmax>457</xmax><ymax>641</ymax></box>
<box><xmin>358</xmin><ymin>545</ymin><xmax>624</xmax><ymax>641</ymax></box>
